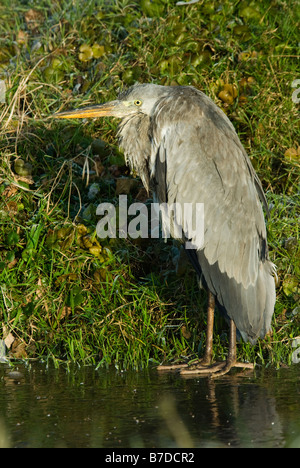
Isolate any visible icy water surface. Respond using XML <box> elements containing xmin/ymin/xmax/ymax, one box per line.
<box><xmin>0</xmin><ymin>362</ymin><xmax>299</xmax><ymax>448</ymax></box>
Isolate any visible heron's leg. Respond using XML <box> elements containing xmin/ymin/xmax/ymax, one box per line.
<box><xmin>157</xmin><ymin>290</ymin><xmax>215</xmax><ymax>372</ymax></box>
<box><xmin>209</xmin><ymin>319</ymin><xmax>237</xmax><ymax>378</ymax></box>
<box><xmin>180</xmin><ymin>319</ymin><xmax>254</xmax><ymax>377</ymax></box>
<box><xmin>181</xmin><ymin>290</ymin><xmax>215</xmax><ymax>369</ymax></box>
<box><xmin>201</xmin><ymin>290</ymin><xmax>215</xmax><ymax>365</ymax></box>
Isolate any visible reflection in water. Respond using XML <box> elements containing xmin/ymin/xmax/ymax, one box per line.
<box><xmin>0</xmin><ymin>363</ymin><xmax>299</xmax><ymax>448</ymax></box>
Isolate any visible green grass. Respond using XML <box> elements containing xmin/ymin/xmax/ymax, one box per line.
<box><xmin>0</xmin><ymin>0</ymin><xmax>299</xmax><ymax>369</ymax></box>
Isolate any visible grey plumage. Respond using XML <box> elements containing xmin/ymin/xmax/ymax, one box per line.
<box><xmin>56</xmin><ymin>83</ymin><xmax>276</xmax><ymax>347</ymax></box>
<box><xmin>118</xmin><ymin>84</ymin><xmax>276</xmax><ymax>344</ymax></box>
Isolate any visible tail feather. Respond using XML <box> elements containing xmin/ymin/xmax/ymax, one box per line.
<box><xmin>196</xmin><ymin>251</ymin><xmax>276</xmax><ymax>344</ymax></box>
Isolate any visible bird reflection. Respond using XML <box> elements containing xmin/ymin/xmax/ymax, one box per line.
<box><xmin>158</xmin><ymin>370</ymin><xmax>283</xmax><ymax>447</ymax></box>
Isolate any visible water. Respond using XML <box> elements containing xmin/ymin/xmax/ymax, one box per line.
<box><xmin>0</xmin><ymin>362</ymin><xmax>299</xmax><ymax>448</ymax></box>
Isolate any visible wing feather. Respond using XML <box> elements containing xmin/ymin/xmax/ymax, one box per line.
<box><xmin>150</xmin><ymin>87</ymin><xmax>276</xmax><ymax>342</ymax></box>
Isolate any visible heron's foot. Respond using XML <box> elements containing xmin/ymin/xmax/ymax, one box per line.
<box><xmin>157</xmin><ymin>357</ymin><xmax>211</xmax><ymax>372</ymax></box>
<box><xmin>180</xmin><ymin>359</ymin><xmax>254</xmax><ymax>378</ymax></box>
<box><xmin>157</xmin><ymin>362</ymin><xmax>188</xmax><ymax>371</ymax></box>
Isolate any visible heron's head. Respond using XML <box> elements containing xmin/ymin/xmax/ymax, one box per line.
<box><xmin>54</xmin><ymin>84</ymin><xmax>169</xmax><ymax>120</ymax></box>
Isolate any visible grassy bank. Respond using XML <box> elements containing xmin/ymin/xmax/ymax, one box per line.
<box><xmin>0</xmin><ymin>0</ymin><xmax>299</xmax><ymax>369</ymax></box>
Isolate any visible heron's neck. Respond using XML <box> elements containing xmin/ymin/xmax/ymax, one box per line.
<box><xmin>117</xmin><ymin>114</ymin><xmax>151</xmax><ymax>192</ymax></box>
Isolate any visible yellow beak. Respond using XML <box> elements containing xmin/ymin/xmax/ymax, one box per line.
<box><xmin>54</xmin><ymin>101</ymin><xmax>120</xmax><ymax>119</ymax></box>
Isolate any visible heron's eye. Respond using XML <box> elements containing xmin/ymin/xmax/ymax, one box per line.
<box><xmin>134</xmin><ymin>100</ymin><xmax>142</xmax><ymax>107</ymax></box>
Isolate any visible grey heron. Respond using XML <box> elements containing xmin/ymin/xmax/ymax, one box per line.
<box><xmin>55</xmin><ymin>83</ymin><xmax>276</xmax><ymax>377</ymax></box>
